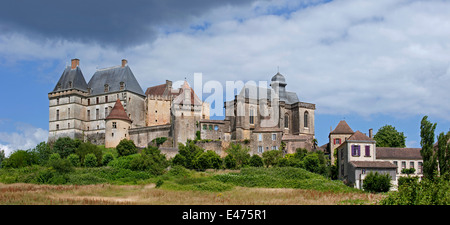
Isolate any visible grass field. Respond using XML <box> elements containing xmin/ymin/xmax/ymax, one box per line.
<box><xmin>0</xmin><ymin>183</ymin><xmax>383</xmax><ymax>205</ymax></box>
<box><xmin>0</xmin><ymin>166</ymin><xmax>384</xmax><ymax>205</ymax></box>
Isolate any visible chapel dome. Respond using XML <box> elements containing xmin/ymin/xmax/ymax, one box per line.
<box><xmin>271</xmin><ymin>72</ymin><xmax>286</xmax><ymax>84</ymax></box>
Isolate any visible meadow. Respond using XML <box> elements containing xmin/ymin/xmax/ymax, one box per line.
<box><xmin>0</xmin><ymin>166</ymin><xmax>383</xmax><ymax>205</ymax></box>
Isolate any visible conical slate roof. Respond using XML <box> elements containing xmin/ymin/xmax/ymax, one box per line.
<box><xmin>106</xmin><ymin>99</ymin><xmax>131</xmax><ymax>122</ymax></box>
<box><xmin>330</xmin><ymin>120</ymin><xmax>354</xmax><ymax>134</ymax></box>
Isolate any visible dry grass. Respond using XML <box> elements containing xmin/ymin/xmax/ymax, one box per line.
<box><xmin>0</xmin><ymin>183</ymin><xmax>383</xmax><ymax>205</ymax></box>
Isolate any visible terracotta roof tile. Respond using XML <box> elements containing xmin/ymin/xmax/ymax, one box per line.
<box><xmin>145</xmin><ymin>83</ymin><xmax>167</xmax><ymax>96</ymax></box>
<box><xmin>106</xmin><ymin>99</ymin><xmax>131</xmax><ymax>122</ymax></box>
<box><xmin>330</xmin><ymin>120</ymin><xmax>354</xmax><ymax>134</ymax></box>
<box><xmin>348</xmin><ymin>130</ymin><xmax>373</xmax><ymax>141</ymax></box>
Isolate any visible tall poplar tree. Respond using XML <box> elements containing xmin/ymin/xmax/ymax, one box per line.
<box><xmin>420</xmin><ymin>116</ymin><xmax>437</xmax><ymax>179</ymax></box>
<box><xmin>436</xmin><ymin>131</ymin><xmax>450</xmax><ymax>176</ymax></box>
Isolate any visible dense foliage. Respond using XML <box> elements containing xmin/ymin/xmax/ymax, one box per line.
<box><xmin>373</xmin><ymin>125</ymin><xmax>406</xmax><ymax>148</ymax></box>
<box><xmin>362</xmin><ymin>172</ymin><xmax>392</xmax><ymax>193</ymax></box>
<box><xmin>116</xmin><ymin>139</ymin><xmax>137</xmax><ymax>157</ymax></box>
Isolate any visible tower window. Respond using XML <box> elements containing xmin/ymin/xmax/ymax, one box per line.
<box><xmin>56</xmin><ymin>124</ymin><xmax>59</xmax><ymax>130</ymax></box>
<box><xmin>249</xmin><ymin>108</ymin><xmax>255</xmax><ymax>124</ymax></box>
<box><xmin>112</xmin><ymin>122</ymin><xmax>117</xmax><ymax>129</ymax></box>
<box><xmin>304</xmin><ymin>111</ymin><xmax>309</xmax><ymax>128</ymax></box>
<box><xmin>56</xmin><ymin>109</ymin><xmax>60</xmax><ymax>120</ymax></box>
<box><xmin>284</xmin><ymin>114</ymin><xmax>289</xmax><ymax>128</ymax></box>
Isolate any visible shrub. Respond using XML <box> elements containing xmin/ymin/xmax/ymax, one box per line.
<box><xmin>249</xmin><ymin>155</ymin><xmax>263</xmax><ymax>167</ymax></box>
<box><xmin>262</xmin><ymin>150</ymin><xmax>283</xmax><ymax>168</ymax></box>
<box><xmin>193</xmin><ymin>150</ymin><xmax>222</xmax><ymax>171</ymax></box>
<box><xmin>52</xmin><ymin>137</ymin><xmax>81</xmax><ymax>158</ymax></box>
<box><xmin>173</xmin><ymin>140</ymin><xmax>204</xmax><ymax>169</ymax></box>
<box><xmin>84</xmin><ymin>153</ymin><xmax>98</xmax><ymax>167</ymax></box>
<box><xmin>224</xmin><ymin>154</ymin><xmax>237</xmax><ymax>169</ymax></box>
<box><xmin>76</xmin><ymin>142</ymin><xmax>103</xmax><ymax>165</ymax></box>
<box><xmin>129</xmin><ymin>147</ymin><xmax>169</xmax><ymax>175</ymax></box>
<box><xmin>116</xmin><ymin>139</ymin><xmax>137</xmax><ymax>157</ymax></box>
<box><xmin>3</xmin><ymin>150</ymin><xmax>38</xmax><ymax>168</ymax></box>
<box><xmin>225</xmin><ymin>143</ymin><xmax>250</xmax><ymax>168</ymax></box>
<box><xmin>155</xmin><ymin>179</ymin><xmax>164</xmax><ymax>188</ymax></box>
<box><xmin>102</xmin><ymin>153</ymin><xmax>114</xmax><ymax>166</ymax></box>
<box><xmin>67</xmin><ymin>154</ymin><xmax>81</xmax><ymax>167</ymax></box>
<box><xmin>167</xmin><ymin>165</ymin><xmax>191</xmax><ymax>178</ymax></box>
<box><xmin>47</xmin><ymin>157</ymin><xmax>74</xmax><ymax>174</ymax></box>
<box><xmin>362</xmin><ymin>172</ymin><xmax>392</xmax><ymax>193</ymax></box>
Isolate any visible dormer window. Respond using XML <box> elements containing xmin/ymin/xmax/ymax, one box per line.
<box><xmin>68</xmin><ymin>81</ymin><xmax>73</xmax><ymax>89</ymax></box>
<box><xmin>104</xmin><ymin>84</ymin><xmax>109</xmax><ymax>93</ymax></box>
<box><xmin>57</xmin><ymin>83</ymin><xmax>62</xmax><ymax>91</ymax></box>
<box><xmin>87</xmin><ymin>88</ymin><xmax>92</xmax><ymax>95</ymax></box>
<box><xmin>120</xmin><ymin>82</ymin><xmax>125</xmax><ymax>91</ymax></box>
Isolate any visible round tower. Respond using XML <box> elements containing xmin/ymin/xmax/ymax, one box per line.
<box><xmin>105</xmin><ymin>99</ymin><xmax>132</xmax><ymax>148</ymax></box>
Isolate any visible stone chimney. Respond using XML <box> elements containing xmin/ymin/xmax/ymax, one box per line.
<box><xmin>369</xmin><ymin>128</ymin><xmax>373</xmax><ymax>138</ymax></box>
<box><xmin>166</xmin><ymin>80</ymin><xmax>172</xmax><ymax>90</ymax></box>
<box><xmin>71</xmin><ymin>58</ymin><xmax>80</xmax><ymax>69</ymax></box>
<box><xmin>121</xmin><ymin>59</ymin><xmax>128</xmax><ymax>67</ymax></box>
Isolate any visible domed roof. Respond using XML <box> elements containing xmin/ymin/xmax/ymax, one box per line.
<box><xmin>271</xmin><ymin>72</ymin><xmax>286</xmax><ymax>84</ymax></box>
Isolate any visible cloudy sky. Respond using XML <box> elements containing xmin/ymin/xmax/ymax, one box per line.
<box><xmin>1</xmin><ymin>0</ymin><xmax>449</xmax><ymax>156</ymax></box>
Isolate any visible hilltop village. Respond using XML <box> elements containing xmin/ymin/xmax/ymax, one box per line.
<box><xmin>48</xmin><ymin>59</ymin><xmax>423</xmax><ymax>189</ymax></box>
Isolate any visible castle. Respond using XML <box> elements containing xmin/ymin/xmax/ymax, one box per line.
<box><xmin>48</xmin><ymin>59</ymin><xmax>316</xmax><ymax>155</ymax></box>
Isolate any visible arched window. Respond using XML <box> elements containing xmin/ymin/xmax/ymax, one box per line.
<box><xmin>304</xmin><ymin>111</ymin><xmax>309</xmax><ymax>128</ymax></box>
<box><xmin>284</xmin><ymin>114</ymin><xmax>289</xmax><ymax>128</ymax></box>
<box><xmin>250</xmin><ymin>109</ymin><xmax>254</xmax><ymax>124</ymax></box>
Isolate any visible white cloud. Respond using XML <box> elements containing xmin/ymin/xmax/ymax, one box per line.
<box><xmin>1</xmin><ymin>0</ymin><xmax>450</xmax><ymax>121</ymax></box>
<box><xmin>0</xmin><ymin>123</ymin><xmax>48</xmax><ymax>157</ymax></box>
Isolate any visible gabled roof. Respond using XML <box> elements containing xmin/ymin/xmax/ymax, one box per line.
<box><xmin>330</xmin><ymin>120</ymin><xmax>354</xmax><ymax>134</ymax></box>
<box><xmin>172</xmin><ymin>81</ymin><xmax>202</xmax><ymax>106</ymax></box>
<box><xmin>376</xmin><ymin>147</ymin><xmax>422</xmax><ymax>160</ymax></box>
<box><xmin>52</xmin><ymin>66</ymin><xmax>88</xmax><ymax>93</ymax></box>
<box><xmin>106</xmin><ymin>99</ymin><xmax>131</xmax><ymax>122</ymax></box>
<box><xmin>88</xmin><ymin>65</ymin><xmax>144</xmax><ymax>96</ymax></box>
<box><xmin>347</xmin><ymin>130</ymin><xmax>373</xmax><ymax>141</ymax></box>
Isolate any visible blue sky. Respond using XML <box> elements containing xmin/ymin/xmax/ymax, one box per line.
<box><xmin>1</xmin><ymin>0</ymin><xmax>450</xmax><ymax>155</ymax></box>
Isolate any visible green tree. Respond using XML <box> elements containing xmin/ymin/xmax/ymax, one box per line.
<box><xmin>373</xmin><ymin>125</ymin><xmax>406</xmax><ymax>147</ymax></box>
<box><xmin>436</xmin><ymin>131</ymin><xmax>450</xmax><ymax>176</ymax></box>
<box><xmin>53</xmin><ymin>137</ymin><xmax>81</xmax><ymax>158</ymax></box>
<box><xmin>0</xmin><ymin>149</ymin><xmax>5</xmax><ymax>168</ymax></box>
<box><xmin>225</xmin><ymin>143</ymin><xmax>250</xmax><ymax>168</ymax></box>
<box><xmin>193</xmin><ymin>150</ymin><xmax>222</xmax><ymax>171</ymax></box>
<box><xmin>362</xmin><ymin>172</ymin><xmax>392</xmax><ymax>193</ymax></box>
<box><xmin>2</xmin><ymin>150</ymin><xmax>38</xmax><ymax>168</ymax></box>
<box><xmin>420</xmin><ymin>116</ymin><xmax>438</xmax><ymax>179</ymax></box>
<box><xmin>224</xmin><ymin>154</ymin><xmax>237</xmax><ymax>169</ymax></box>
<box><xmin>84</xmin><ymin>153</ymin><xmax>98</xmax><ymax>167</ymax></box>
<box><xmin>76</xmin><ymin>141</ymin><xmax>103</xmax><ymax>165</ymax></box>
<box><xmin>249</xmin><ymin>154</ymin><xmax>263</xmax><ymax>167</ymax></box>
<box><xmin>129</xmin><ymin>146</ymin><xmax>169</xmax><ymax>175</ymax></box>
<box><xmin>32</xmin><ymin>142</ymin><xmax>52</xmax><ymax>165</ymax></box>
<box><xmin>262</xmin><ymin>150</ymin><xmax>283</xmax><ymax>168</ymax></box>
<box><xmin>116</xmin><ymin>139</ymin><xmax>137</xmax><ymax>157</ymax></box>
<box><xmin>67</xmin><ymin>153</ymin><xmax>81</xmax><ymax>167</ymax></box>
<box><xmin>102</xmin><ymin>152</ymin><xmax>115</xmax><ymax>166</ymax></box>
<box><xmin>173</xmin><ymin>140</ymin><xmax>204</xmax><ymax>169</ymax></box>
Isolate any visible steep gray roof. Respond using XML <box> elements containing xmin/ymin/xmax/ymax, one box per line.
<box><xmin>87</xmin><ymin>65</ymin><xmax>144</xmax><ymax>96</ymax></box>
<box><xmin>52</xmin><ymin>66</ymin><xmax>88</xmax><ymax>92</ymax></box>
<box><xmin>238</xmin><ymin>84</ymin><xmax>299</xmax><ymax>104</ymax></box>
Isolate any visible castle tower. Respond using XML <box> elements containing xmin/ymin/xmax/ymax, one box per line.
<box><xmin>105</xmin><ymin>99</ymin><xmax>132</xmax><ymax>148</ymax></box>
<box><xmin>48</xmin><ymin>58</ymin><xmax>89</xmax><ymax>143</ymax></box>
